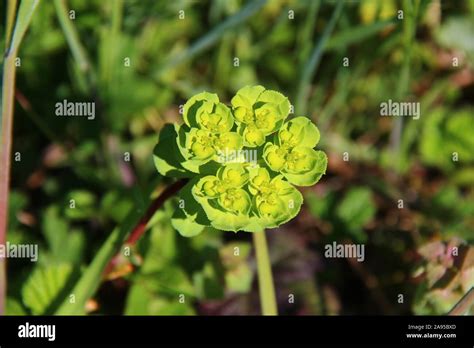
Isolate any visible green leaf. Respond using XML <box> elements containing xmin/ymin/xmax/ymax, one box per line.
<box><xmin>237</xmin><ymin>124</ymin><xmax>266</xmax><ymax>147</ymax></box>
<box><xmin>171</xmin><ymin>179</ymin><xmax>210</xmax><ymax>237</ymax></box>
<box><xmin>252</xmin><ymin>178</ymin><xmax>304</xmax><ymax>228</ymax></box>
<box><xmin>22</xmin><ymin>263</ymin><xmax>75</xmax><ymax>315</ymax></box>
<box><xmin>225</xmin><ymin>263</ymin><xmax>252</xmax><ymax>294</ymax></box>
<box><xmin>278</xmin><ymin>116</ymin><xmax>320</xmax><ymax>148</ymax></box>
<box><xmin>125</xmin><ymin>267</ymin><xmax>196</xmax><ymax>315</ymax></box>
<box><xmin>420</xmin><ymin>108</ymin><xmax>474</xmax><ymax>170</ymax></box>
<box><xmin>192</xmin><ymin>176</ymin><xmax>252</xmax><ymax>232</ymax></box>
<box><xmin>64</xmin><ymin>190</ymin><xmax>96</xmax><ymax>220</ymax></box>
<box><xmin>194</xmin><ymin>194</ymin><xmax>250</xmax><ymax>232</ymax></box>
<box><xmin>182</xmin><ymin>91</ymin><xmax>219</xmax><ymax>128</ymax></box>
<box><xmin>43</xmin><ymin>206</ymin><xmax>85</xmax><ymax>264</ymax></box>
<box><xmin>6</xmin><ymin>298</ymin><xmax>27</xmax><ymax>315</ymax></box>
<box><xmin>177</xmin><ymin>126</ymin><xmax>215</xmax><ymax>171</ymax></box>
<box><xmin>153</xmin><ymin>123</ymin><xmax>191</xmax><ymax>178</ymax></box>
<box><xmin>257</xmin><ymin>89</ymin><xmax>291</xmax><ymax>119</ymax></box>
<box><xmin>231</xmin><ymin>86</ymin><xmax>290</xmax><ymax>148</ymax></box>
<box><xmin>279</xmin><ymin>149</ymin><xmax>328</xmax><ymax>186</ymax></box>
<box><xmin>177</xmin><ymin>124</ymin><xmax>243</xmax><ymax>174</ymax></box>
<box><xmin>217</xmin><ymin>163</ymin><xmax>249</xmax><ymax>188</ymax></box>
<box><xmin>336</xmin><ymin>187</ymin><xmax>376</xmax><ymax>242</ymax></box>
<box><xmin>171</xmin><ymin>208</ymin><xmax>206</xmax><ymax>237</ymax></box>
<box><xmin>231</xmin><ymin>85</ymin><xmax>266</xmax><ymax>108</ymax></box>
<box><xmin>193</xmin><ymin>262</ymin><xmax>224</xmax><ymax>299</ymax></box>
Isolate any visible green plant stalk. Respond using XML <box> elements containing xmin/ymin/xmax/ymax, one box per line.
<box><xmin>253</xmin><ymin>230</ymin><xmax>277</xmax><ymax>315</ymax></box>
<box><xmin>0</xmin><ymin>56</ymin><xmax>16</xmax><ymax>315</ymax></box>
<box><xmin>0</xmin><ymin>0</ymin><xmax>40</xmax><ymax>316</ymax></box>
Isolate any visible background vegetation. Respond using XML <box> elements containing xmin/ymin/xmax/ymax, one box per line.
<box><xmin>1</xmin><ymin>0</ymin><xmax>473</xmax><ymax>315</ymax></box>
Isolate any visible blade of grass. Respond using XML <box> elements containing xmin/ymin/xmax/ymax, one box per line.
<box><xmin>53</xmin><ymin>0</ymin><xmax>92</xmax><ymax>73</ymax></box>
<box><xmin>389</xmin><ymin>0</ymin><xmax>419</xmax><ymax>172</ymax></box>
<box><xmin>6</xmin><ymin>0</ymin><xmax>40</xmax><ymax>56</ymax></box>
<box><xmin>295</xmin><ymin>0</ymin><xmax>344</xmax><ymax>114</ymax></box>
<box><xmin>99</xmin><ymin>0</ymin><xmax>123</xmax><ymax>85</ymax></box>
<box><xmin>5</xmin><ymin>0</ymin><xmax>18</xmax><ymax>49</ymax></box>
<box><xmin>297</xmin><ymin>0</ymin><xmax>320</xmax><ymax>64</ymax></box>
<box><xmin>0</xmin><ymin>0</ymin><xmax>40</xmax><ymax>315</ymax></box>
<box><xmin>325</xmin><ymin>18</ymin><xmax>397</xmax><ymax>51</ymax></box>
<box><xmin>155</xmin><ymin>0</ymin><xmax>267</xmax><ymax>78</ymax></box>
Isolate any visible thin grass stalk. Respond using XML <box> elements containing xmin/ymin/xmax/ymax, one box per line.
<box><xmin>0</xmin><ymin>0</ymin><xmax>41</xmax><ymax>315</ymax></box>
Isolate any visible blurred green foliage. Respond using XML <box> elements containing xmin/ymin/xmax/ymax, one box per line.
<box><xmin>2</xmin><ymin>0</ymin><xmax>473</xmax><ymax>315</ymax></box>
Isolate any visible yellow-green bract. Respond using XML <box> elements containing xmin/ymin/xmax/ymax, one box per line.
<box><xmin>153</xmin><ymin>85</ymin><xmax>328</xmax><ymax>236</ymax></box>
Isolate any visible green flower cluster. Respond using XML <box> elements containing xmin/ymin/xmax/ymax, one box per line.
<box><xmin>154</xmin><ymin>86</ymin><xmax>327</xmax><ymax>236</ymax></box>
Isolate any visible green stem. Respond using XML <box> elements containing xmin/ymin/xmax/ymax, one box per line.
<box><xmin>1</xmin><ymin>0</ymin><xmax>40</xmax><ymax>315</ymax></box>
<box><xmin>253</xmin><ymin>230</ymin><xmax>277</xmax><ymax>316</ymax></box>
<box><xmin>0</xmin><ymin>54</ymin><xmax>16</xmax><ymax>315</ymax></box>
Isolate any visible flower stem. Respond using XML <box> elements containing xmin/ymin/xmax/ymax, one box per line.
<box><xmin>253</xmin><ymin>230</ymin><xmax>278</xmax><ymax>315</ymax></box>
<box><xmin>104</xmin><ymin>179</ymin><xmax>188</xmax><ymax>276</ymax></box>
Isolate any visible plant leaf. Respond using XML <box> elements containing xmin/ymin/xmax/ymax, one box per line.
<box><xmin>182</xmin><ymin>92</ymin><xmax>219</xmax><ymax>128</ymax></box>
<box><xmin>279</xmin><ymin>116</ymin><xmax>320</xmax><ymax>148</ymax></box>
<box><xmin>22</xmin><ymin>263</ymin><xmax>75</xmax><ymax>315</ymax></box>
<box><xmin>231</xmin><ymin>85</ymin><xmax>265</xmax><ymax>108</ymax></box>
<box><xmin>171</xmin><ymin>179</ymin><xmax>209</xmax><ymax>237</ymax></box>
<box><xmin>154</xmin><ymin>124</ymin><xmax>192</xmax><ymax>178</ymax></box>
<box><xmin>280</xmin><ymin>149</ymin><xmax>328</xmax><ymax>186</ymax></box>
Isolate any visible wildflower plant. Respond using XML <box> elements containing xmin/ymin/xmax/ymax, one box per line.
<box><xmin>154</xmin><ymin>86</ymin><xmax>327</xmax><ymax>237</ymax></box>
